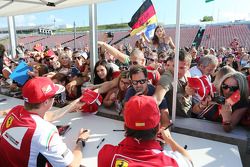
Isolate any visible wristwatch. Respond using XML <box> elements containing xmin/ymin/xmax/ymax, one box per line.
<box><xmin>76</xmin><ymin>138</ymin><xmax>86</xmax><ymax>147</ymax></box>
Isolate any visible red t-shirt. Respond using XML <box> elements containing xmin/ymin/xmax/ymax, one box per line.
<box><xmin>98</xmin><ymin>137</ymin><xmax>192</xmax><ymax>167</ymax></box>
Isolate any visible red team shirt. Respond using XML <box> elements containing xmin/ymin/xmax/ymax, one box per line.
<box><xmin>98</xmin><ymin>137</ymin><xmax>192</xmax><ymax>167</ymax></box>
<box><xmin>0</xmin><ymin>105</ymin><xmax>73</xmax><ymax>167</ymax></box>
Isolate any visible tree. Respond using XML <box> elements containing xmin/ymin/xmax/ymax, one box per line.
<box><xmin>200</xmin><ymin>16</ymin><xmax>214</xmax><ymax>22</ymax></box>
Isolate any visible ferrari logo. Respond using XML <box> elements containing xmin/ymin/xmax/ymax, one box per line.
<box><xmin>6</xmin><ymin>116</ymin><xmax>14</xmax><ymax>128</ymax></box>
<box><xmin>115</xmin><ymin>159</ymin><xmax>128</xmax><ymax>167</ymax></box>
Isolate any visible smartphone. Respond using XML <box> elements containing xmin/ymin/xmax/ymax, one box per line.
<box><xmin>226</xmin><ymin>90</ymin><xmax>241</xmax><ymax>106</ymax></box>
<box><xmin>56</xmin><ymin>125</ymin><xmax>70</xmax><ymax>136</ymax></box>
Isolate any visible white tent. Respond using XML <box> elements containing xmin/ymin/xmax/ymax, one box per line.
<box><xmin>0</xmin><ymin>0</ymin><xmax>109</xmax><ymax>16</ymax></box>
<box><xmin>0</xmin><ymin>0</ymin><xmax>111</xmax><ymax>76</ymax></box>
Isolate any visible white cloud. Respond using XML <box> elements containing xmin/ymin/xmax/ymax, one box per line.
<box><xmin>15</xmin><ymin>15</ymin><xmax>37</xmax><ymax>27</ymax></box>
<box><xmin>217</xmin><ymin>11</ymin><xmax>250</xmax><ymax>22</ymax></box>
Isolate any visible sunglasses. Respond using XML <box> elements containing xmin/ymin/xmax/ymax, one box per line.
<box><xmin>146</xmin><ymin>57</ymin><xmax>155</xmax><ymax>62</ymax></box>
<box><xmin>131</xmin><ymin>79</ymin><xmax>147</xmax><ymax>85</ymax></box>
<box><xmin>74</xmin><ymin>57</ymin><xmax>81</xmax><ymax>60</ymax></box>
<box><xmin>129</xmin><ymin>61</ymin><xmax>139</xmax><ymax>66</ymax></box>
<box><xmin>119</xmin><ymin>66</ymin><xmax>129</xmax><ymax>71</ymax></box>
<box><xmin>46</xmin><ymin>57</ymin><xmax>54</xmax><ymax>61</ymax></box>
<box><xmin>221</xmin><ymin>83</ymin><xmax>239</xmax><ymax>92</ymax></box>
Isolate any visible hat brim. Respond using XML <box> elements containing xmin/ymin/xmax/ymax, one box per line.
<box><xmin>55</xmin><ymin>84</ymin><xmax>65</xmax><ymax>95</ymax></box>
<box><xmin>242</xmin><ymin>65</ymin><xmax>250</xmax><ymax>70</ymax></box>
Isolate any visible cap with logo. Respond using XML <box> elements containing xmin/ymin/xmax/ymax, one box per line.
<box><xmin>124</xmin><ymin>95</ymin><xmax>160</xmax><ymax>130</ymax></box>
<box><xmin>80</xmin><ymin>89</ymin><xmax>103</xmax><ymax>113</ymax></box>
<box><xmin>22</xmin><ymin>77</ymin><xmax>65</xmax><ymax>104</ymax></box>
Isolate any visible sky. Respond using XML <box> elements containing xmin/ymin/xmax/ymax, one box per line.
<box><xmin>0</xmin><ymin>0</ymin><xmax>250</xmax><ymax>28</ymax></box>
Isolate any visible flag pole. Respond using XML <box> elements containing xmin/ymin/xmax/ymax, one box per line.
<box><xmin>172</xmin><ymin>0</ymin><xmax>181</xmax><ymax>124</ymax></box>
<box><xmin>111</xmin><ymin>34</ymin><xmax>130</xmax><ymax>45</ymax></box>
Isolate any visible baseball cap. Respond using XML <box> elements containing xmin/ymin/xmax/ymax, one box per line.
<box><xmin>242</xmin><ymin>63</ymin><xmax>250</xmax><ymax>70</ymax></box>
<box><xmin>80</xmin><ymin>89</ymin><xmax>103</xmax><ymax>113</ymax></box>
<box><xmin>187</xmin><ymin>75</ymin><xmax>216</xmax><ymax>100</ymax></box>
<box><xmin>44</xmin><ymin>49</ymin><xmax>55</xmax><ymax>58</ymax></box>
<box><xmin>124</xmin><ymin>95</ymin><xmax>160</xmax><ymax>130</ymax></box>
<box><xmin>22</xmin><ymin>77</ymin><xmax>65</xmax><ymax>104</ymax></box>
<box><xmin>33</xmin><ymin>43</ymin><xmax>43</xmax><ymax>52</ymax></box>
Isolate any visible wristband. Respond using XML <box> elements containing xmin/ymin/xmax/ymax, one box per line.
<box><xmin>222</xmin><ymin>121</ymin><xmax>232</xmax><ymax>126</ymax></box>
<box><xmin>76</xmin><ymin>138</ymin><xmax>86</xmax><ymax>147</ymax></box>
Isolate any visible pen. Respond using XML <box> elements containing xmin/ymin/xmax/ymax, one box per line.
<box><xmin>164</xmin><ymin>123</ymin><xmax>173</xmax><ymax>130</ymax></box>
<box><xmin>113</xmin><ymin>129</ymin><xmax>125</xmax><ymax>132</ymax></box>
<box><xmin>63</xmin><ymin>127</ymin><xmax>71</xmax><ymax>136</ymax></box>
<box><xmin>0</xmin><ymin>99</ymin><xmax>7</xmax><ymax>103</ymax></box>
<box><xmin>96</xmin><ymin>138</ymin><xmax>105</xmax><ymax>149</ymax></box>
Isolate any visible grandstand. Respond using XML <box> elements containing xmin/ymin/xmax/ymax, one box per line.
<box><xmin>1</xmin><ymin>22</ymin><xmax>250</xmax><ymax>51</ymax></box>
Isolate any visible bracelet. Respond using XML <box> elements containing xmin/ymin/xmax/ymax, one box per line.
<box><xmin>222</xmin><ymin>121</ymin><xmax>232</xmax><ymax>126</ymax></box>
<box><xmin>76</xmin><ymin>138</ymin><xmax>86</xmax><ymax>147</ymax></box>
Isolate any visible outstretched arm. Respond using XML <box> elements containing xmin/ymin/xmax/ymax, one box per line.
<box><xmin>44</xmin><ymin>98</ymin><xmax>83</xmax><ymax>122</ymax></box>
<box><xmin>98</xmin><ymin>41</ymin><xmax>129</xmax><ymax>64</ymax></box>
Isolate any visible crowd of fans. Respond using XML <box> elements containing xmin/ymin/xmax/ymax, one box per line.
<box><xmin>0</xmin><ymin>26</ymin><xmax>250</xmax><ymax>133</ymax></box>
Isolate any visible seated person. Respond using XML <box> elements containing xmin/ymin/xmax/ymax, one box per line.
<box><xmin>103</xmin><ymin>70</ymin><xmax>130</xmax><ymax>113</ymax></box>
<box><xmin>124</xmin><ymin>66</ymin><xmax>171</xmax><ymax>127</ymax></box>
<box><xmin>98</xmin><ymin>95</ymin><xmax>193</xmax><ymax>167</ymax></box>
<box><xmin>192</xmin><ymin>72</ymin><xmax>249</xmax><ymax>132</ymax></box>
<box><xmin>0</xmin><ymin>77</ymin><xmax>90</xmax><ymax>166</ymax></box>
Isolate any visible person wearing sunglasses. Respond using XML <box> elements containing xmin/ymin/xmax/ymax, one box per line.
<box><xmin>92</xmin><ymin>43</ymin><xmax>160</xmax><ymax>96</ymax></box>
<box><xmin>124</xmin><ymin>66</ymin><xmax>171</xmax><ymax>128</ymax></box>
<box><xmin>193</xmin><ymin>72</ymin><xmax>248</xmax><ymax>132</ymax></box>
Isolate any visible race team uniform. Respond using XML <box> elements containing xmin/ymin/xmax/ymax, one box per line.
<box><xmin>0</xmin><ymin>105</ymin><xmax>73</xmax><ymax>167</ymax></box>
<box><xmin>98</xmin><ymin>137</ymin><xmax>193</xmax><ymax>167</ymax></box>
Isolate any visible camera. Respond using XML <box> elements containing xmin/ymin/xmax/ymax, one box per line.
<box><xmin>212</xmin><ymin>93</ymin><xmax>225</xmax><ymax>104</ymax></box>
<box><xmin>106</xmin><ymin>32</ymin><xmax>114</xmax><ymax>38</ymax></box>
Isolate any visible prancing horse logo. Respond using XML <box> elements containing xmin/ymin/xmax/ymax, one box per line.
<box><xmin>6</xmin><ymin>116</ymin><xmax>14</xmax><ymax>128</ymax></box>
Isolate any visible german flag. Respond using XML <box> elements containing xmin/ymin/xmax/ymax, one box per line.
<box><xmin>128</xmin><ymin>0</ymin><xmax>157</xmax><ymax>36</ymax></box>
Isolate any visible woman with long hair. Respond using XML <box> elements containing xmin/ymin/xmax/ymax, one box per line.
<box><xmin>93</xmin><ymin>59</ymin><xmax>114</xmax><ymax>85</ymax></box>
<box><xmin>103</xmin><ymin>71</ymin><xmax>130</xmax><ymax>113</ymax></box>
<box><xmin>143</xmin><ymin>25</ymin><xmax>175</xmax><ymax>53</ymax></box>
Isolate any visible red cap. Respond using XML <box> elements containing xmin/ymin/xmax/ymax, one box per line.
<box><xmin>22</xmin><ymin>77</ymin><xmax>65</xmax><ymax>104</ymax></box>
<box><xmin>80</xmin><ymin>89</ymin><xmax>103</xmax><ymax>113</ymax></box>
<box><xmin>33</xmin><ymin>43</ymin><xmax>43</xmax><ymax>52</ymax></box>
<box><xmin>44</xmin><ymin>49</ymin><xmax>55</xmax><ymax>57</ymax></box>
<box><xmin>187</xmin><ymin>75</ymin><xmax>216</xmax><ymax>100</ymax></box>
<box><xmin>124</xmin><ymin>95</ymin><xmax>160</xmax><ymax>130</ymax></box>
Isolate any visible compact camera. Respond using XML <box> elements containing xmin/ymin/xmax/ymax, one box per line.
<box><xmin>212</xmin><ymin>93</ymin><xmax>225</xmax><ymax>105</ymax></box>
<box><xmin>106</xmin><ymin>32</ymin><xmax>114</xmax><ymax>38</ymax></box>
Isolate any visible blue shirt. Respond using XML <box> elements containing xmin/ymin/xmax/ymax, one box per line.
<box><xmin>124</xmin><ymin>84</ymin><xmax>168</xmax><ymax>110</ymax></box>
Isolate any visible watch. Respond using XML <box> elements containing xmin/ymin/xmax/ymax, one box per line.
<box><xmin>76</xmin><ymin>138</ymin><xmax>86</xmax><ymax>147</ymax></box>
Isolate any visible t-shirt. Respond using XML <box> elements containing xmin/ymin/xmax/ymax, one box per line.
<box><xmin>98</xmin><ymin>137</ymin><xmax>193</xmax><ymax>167</ymax></box>
<box><xmin>159</xmin><ymin>70</ymin><xmax>192</xmax><ymax>117</ymax></box>
<box><xmin>124</xmin><ymin>84</ymin><xmax>168</xmax><ymax>110</ymax></box>
<box><xmin>0</xmin><ymin>105</ymin><xmax>73</xmax><ymax>167</ymax></box>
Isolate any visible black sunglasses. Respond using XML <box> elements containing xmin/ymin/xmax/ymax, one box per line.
<box><xmin>146</xmin><ymin>57</ymin><xmax>155</xmax><ymax>62</ymax></box>
<box><xmin>131</xmin><ymin>79</ymin><xmax>147</xmax><ymax>85</ymax></box>
<box><xmin>74</xmin><ymin>57</ymin><xmax>81</xmax><ymax>60</ymax></box>
<box><xmin>221</xmin><ymin>83</ymin><xmax>239</xmax><ymax>92</ymax></box>
<box><xmin>46</xmin><ymin>57</ymin><xmax>54</xmax><ymax>61</ymax></box>
<box><xmin>119</xmin><ymin>66</ymin><xmax>129</xmax><ymax>71</ymax></box>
